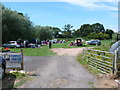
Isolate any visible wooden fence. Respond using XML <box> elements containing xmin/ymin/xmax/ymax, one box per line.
<box><xmin>82</xmin><ymin>49</ymin><xmax>115</xmax><ymax>74</ymax></box>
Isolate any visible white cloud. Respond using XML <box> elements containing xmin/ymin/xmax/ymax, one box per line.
<box><xmin>57</xmin><ymin>0</ymin><xmax>118</xmax><ymax>11</ymax></box>
<box><xmin>1</xmin><ymin>0</ymin><xmax>119</xmax><ymax>11</ymax></box>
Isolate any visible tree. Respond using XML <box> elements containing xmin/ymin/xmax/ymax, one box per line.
<box><xmin>34</xmin><ymin>26</ymin><xmax>52</xmax><ymax>40</ymax></box>
<box><xmin>62</xmin><ymin>24</ymin><xmax>73</xmax><ymax>38</ymax></box>
<box><xmin>76</xmin><ymin>24</ymin><xmax>92</xmax><ymax>37</ymax></box>
<box><xmin>91</xmin><ymin>23</ymin><xmax>105</xmax><ymax>33</ymax></box>
<box><xmin>87</xmin><ymin>32</ymin><xmax>110</xmax><ymax>40</ymax></box>
<box><xmin>52</xmin><ymin>27</ymin><xmax>61</xmax><ymax>38</ymax></box>
<box><xmin>105</xmin><ymin>29</ymin><xmax>114</xmax><ymax>39</ymax></box>
<box><xmin>2</xmin><ymin>5</ymin><xmax>35</xmax><ymax>43</ymax></box>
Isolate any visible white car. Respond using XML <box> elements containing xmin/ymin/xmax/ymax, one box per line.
<box><xmin>2</xmin><ymin>41</ymin><xmax>21</xmax><ymax>48</ymax></box>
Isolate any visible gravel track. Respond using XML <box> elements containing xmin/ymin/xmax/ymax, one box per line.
<box><xmin>20</xmin><ymin>54</ymin><xmax>95</xmax><ymax>88</ymax></box>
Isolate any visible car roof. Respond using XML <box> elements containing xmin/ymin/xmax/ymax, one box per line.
<box><xmin>10</xmin><ymin>41</ymin><xmax>17</xmax><ymax>42</ymax></box>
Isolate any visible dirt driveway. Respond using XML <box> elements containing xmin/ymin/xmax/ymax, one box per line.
<box><xmin>20</xmin><ymin>56</ymin><xmax>95</xmax><ymax>88</ymax></box>
<box><xmin>19</xmin><ymin>47</ymin><xmax>118</xmax><ymax>88</ymax></box>
<box><xmin>51</xmin><ymin>47</ymin><xmax>91</xmax><ymax>56</ymax></box>
<box><xmin>18</xmin><ymin>47</ymin><xmax>96</xmax><ymax>88</ymax></box>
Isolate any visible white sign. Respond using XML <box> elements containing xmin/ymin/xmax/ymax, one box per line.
<box><xmin>0</xmin><ymin>57</ymin><xmax>2</xmax><ymax>60</ymax></box>
<box><xmin>10</xmin><ymin>54</ymin><xmax>22</xmax><ymax>63</ymax></box>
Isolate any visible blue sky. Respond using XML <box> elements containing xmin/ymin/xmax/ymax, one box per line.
<box><xmin>2</xmin><ymin>1</ymin><xmax>118</xmax><ymax>32</ymax></box>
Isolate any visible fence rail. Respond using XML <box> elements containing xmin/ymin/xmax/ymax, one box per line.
<box><xmin>82</xmin><ymin>49</ymin><xmax>114</xmax><ymax>74</ymax></box>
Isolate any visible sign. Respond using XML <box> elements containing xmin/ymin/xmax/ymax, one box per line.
<box><xmin>0</xmin><ymin>57</ymin><xmax>2</xmax><ymax>60</ymax></box>
<box><xmin>0</xmin><ymin>50</ymin><xmax>24</xmax><ymax>70</ymax></box>
<box><xmin>9</xmin><ymin>54</ymin><xmax>22</xmax><ymax>63</ymax></box>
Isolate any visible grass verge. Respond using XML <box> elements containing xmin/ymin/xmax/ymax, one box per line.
<box><xmin>94</xmin><ymin>40</ymin><xmax>112</xmax><ymax>51</ymax></box>
<box><xmin>10</xmin><ymin>46</ymin><xmax>56</xmax><ymax>56</ymax></box>
<box><xmin>77</xmin><ymin>53</ymin><xmax>101</xmax><ymax>75</ymax></box>
<box><xmin>3</xmin><ymin>72</ymin><xmax>32</xmax><ymax>89</ymax></box>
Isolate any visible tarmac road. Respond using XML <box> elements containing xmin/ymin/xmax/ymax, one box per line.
<box><xmin>20</xmin><ymin>56</ymin><xmax>95</xmax><ymax>88</ymax></box>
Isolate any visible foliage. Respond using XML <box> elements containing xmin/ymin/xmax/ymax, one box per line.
<box><xmin>76</xmin><ymin>23</ymin><xmax>114</xmax><ymax>40</ymax></box>
<box><xmin>8</xmin><ymin>72</ymin><xmax>26</xmax><ymax>78</ymax></box>
<box><xmin>6</xmin><ymin>72</ymin><xmax>31</xmax><ymax>88</ymax></box>
<box><xmin>91</xmin><ymin>23</ymin><xmax>105</xmax><ymax>33</ymax></box>
<box><xmin>76</xmin><ymin>24</ymin><xmax>92</xmax><ymax>37</ymax></box>
<box><xmin>87</xmin><ymin>32</ymin><xmax>110</xmax><ymax>40</ymax></box>
<box><xmin>62</xmin><ymin>24</ymin><xmax>74</xmax><ymax>38</ymax></box>
<box><xmin>2</xmin><ymin>5</ymin><xmax>35</xmax><ymax>43</ymax></box>
<box><xmin>52</xmin><ymin>27</ymin><xmax>61</xmax><ymax>38</ymax></box>
<box><xmin>77</xmin><ymin>53</ymin><xmax>88</xmax><ymax>65</ymax></box>
<box><xmin>105</xmin><ymin>29</ymin><xmax>114</xmax><ymax>39</ymax></box>
<box><xmin>34</xmin><ymin>26</ymin><xmax>53</xmax><ymax>40</ymax></box>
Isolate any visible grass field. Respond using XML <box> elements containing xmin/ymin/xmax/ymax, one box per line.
<box><xmin>94</xmin><ymin>39</ymin><xmax>112</xmax><ymax>51</ymax></box>
<box><xmin>10</xmin><ymin>46</ymin><xmax>56</xmax><ymax>56</ymax></box>
<box><xmin>9</xmin><ymin>39</ymin><xmax>113</xmax><ymax>56</ymax></box>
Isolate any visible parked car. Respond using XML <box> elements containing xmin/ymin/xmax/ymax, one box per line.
<box><xmin>2</xmin><ymin>41</ymin><xmax>21</xmax><ymax>48</ymax></box>
<box><xmin>0</xmin><ymin>57</ymin><xmax>6</xmax><ymax>79</ymax></box>
<box><xmin>50</xmin><ymin>39</ymin><xmax>58</xmax><ymax>43</ymax></box>
<box><xmin>86</xmin><ymin>40</ymin><xmax>101</xmax><ymax>46</ymax></box>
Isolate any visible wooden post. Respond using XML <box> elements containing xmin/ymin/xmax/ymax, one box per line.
<box><xmin>82</xmin><ymin>48</ymin><xmax>84</xmax><ymax>60</ymax></box>
<box><xmin>112</xmin><ymin>53</ymin><xmax>115</xmax><ymax>74</ymax></box>
<box><xmin>20</xmin><ymin>48</ymin><xmax>24</xmax><ymax>70</ymax></box>
<box><xmin>114</xmin><ymin>49</ymin><xmax>118</xmax><ymax>75</ymax></box>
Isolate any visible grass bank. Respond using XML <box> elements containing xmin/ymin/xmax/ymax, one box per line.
<box><xmin>3</xmin><ymin>72</ymin><xmax>32</xmax><ymax>88</ymax></box>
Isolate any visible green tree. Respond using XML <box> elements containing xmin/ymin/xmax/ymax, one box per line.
<box><xmin>2</xmin><ymin>5</ymin><xmax>35</xmax><ymax>43</ymax></box>
<box><xmin>35</xmin><ymin>26</ymin><xmax>52</xmax><ymax>40</ymax></box>
<box><xmin>76</xmin><ymin>24</ymin><xmax>92</xmax><ymax>37</ymax></box>
<box><xmin>62</xmin><ymin>24</ymin><xmax>73</xmax><ymax>38</ymax></box>
<box><xmin>91</xmin><ymin>23</ymin><xmax>105</xmax><ymax>33</ymax></box>
<box><xmin>52</xmin><ymin>27</ymin><xmax>61</xmax><ymax>38</ymax></box>
<box><xmin>105</xmin><ymin>29</ymin><xmax>114</xmax><ymax>39</ymax></box>
<box><xmin>87</xmin><ymin>32</ymin><xmax>110</xmax><ymax>40</ymax></box>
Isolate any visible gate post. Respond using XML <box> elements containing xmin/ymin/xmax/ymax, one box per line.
<box><xmin>114</xmin><ymin>50</ymin><xmax>118</xmax><ymax>75</ymax></box>
<box><xmin>20</xmin><ymin>48</ymin><xmax>24</xmax><ymax>70</ymax></box>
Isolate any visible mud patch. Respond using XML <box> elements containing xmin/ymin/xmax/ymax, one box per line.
<box><xmin>94</xmin><ymin>74</ymin><xmax>119</xmax><ymax>88</ymax></box>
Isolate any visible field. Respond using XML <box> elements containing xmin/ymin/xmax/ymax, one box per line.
<box><xmin>10</xmin><ymin>46</ymin><xmax>56</xmax><ymax>56</ymax></box>
<box><xmin>95</xmin><ymin>40</ymin><xmax>112</xmax><ymax>51</ymax></box>
<box><xmin>9</xmin><ymin>40</ymin><xmax>113</xmax><ymax>56</ymax></box>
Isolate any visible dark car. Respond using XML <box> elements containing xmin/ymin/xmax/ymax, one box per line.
<box><xmin>86</xmin><ymin>40</ymin><xmax>101</xmax><ymax>46</ymax></box>
<box><xmin>0</xmin><ymin>57</ymin><xmax>6</xmax><ymax>79</ymax></box>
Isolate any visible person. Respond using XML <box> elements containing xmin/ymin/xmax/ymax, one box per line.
<box><xmin>49</xmin><ymin>41</ymin><xmax>52</xmax><ymax>49</ymax></box>
<box><xmin>23</xmin><ymin>40</ymin><xmax>26</xmax><ymax>48</ymax></box>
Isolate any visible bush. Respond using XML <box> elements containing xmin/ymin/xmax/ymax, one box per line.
<box><xmin>87</xmin><ymin>32</ymin><xmax>110</xmax><ymax>40</ymax></box>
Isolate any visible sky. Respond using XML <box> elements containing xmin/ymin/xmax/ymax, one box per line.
<box><xmin>1</xmin><ymin>0</ymin><xmax>119</xmax><ymax>32</ymax></box>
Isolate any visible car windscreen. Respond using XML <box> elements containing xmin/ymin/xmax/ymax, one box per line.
<box><xmin>10</xmin><ymin>42</ymin><xmax>15</xmax><ymax>44</ymax></box>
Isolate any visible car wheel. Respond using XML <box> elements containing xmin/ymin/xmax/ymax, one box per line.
<box><xmin>0</xmin><ymin>66</ymin><xmax>5</xmax><ymax>79</ymax></box>
<box><xmin>14</xmin><ymin>46</ymin><xmax>17</xmax><ymax>48</ymax></box>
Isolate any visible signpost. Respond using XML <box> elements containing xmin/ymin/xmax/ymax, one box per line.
<box><xmin>0</xmin><ymin>49</ymin><xmax>24</xmax><ymax>70</ymax></box>
<box><xmin>9</xmin><ymin>54</ymin><xmax>22</xmax><ymax>63</ymax></box>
